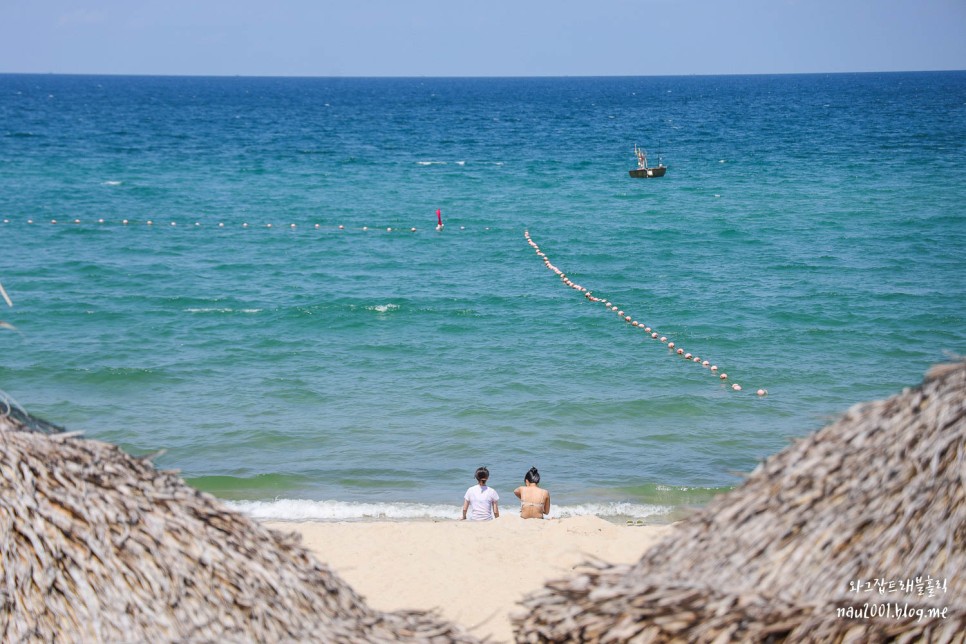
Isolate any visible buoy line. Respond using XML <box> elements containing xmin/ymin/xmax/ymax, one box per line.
<box><xmin>0</xmin><ymin>218</ymin><xmax>485</xmax><ymax>233</ymax></box>
<box><xmin>524</xmin><ymin>230</ymin><xmax>766</xmax><ymax>396</ymax></box>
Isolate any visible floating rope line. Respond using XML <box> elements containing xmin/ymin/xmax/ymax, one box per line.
<box><xmin>524</xmin><ymin>230</ymin><xmax>766</xmax><ymax>396</ymax></box>
<box><xmin>0</xmin><ymin>218</ymin><xmax>484</xmax><ymax>233</ymax></box>
<box><xmin>0</xmin><ymin>280</ymin><xmax>12</xmax><ymax>308</ymax></box>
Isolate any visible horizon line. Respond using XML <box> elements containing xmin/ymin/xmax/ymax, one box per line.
<box><xmin>1</xmin><ymin>68</ymin><xmax>965</xmax><ymax>81</ymax></box>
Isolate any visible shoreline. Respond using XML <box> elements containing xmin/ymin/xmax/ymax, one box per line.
<box><xmin>265</xmin><ymin>514</ymin><xmax>673</xmax><ymax>642</ymax></box>
<box><xmin>227</xmin><ymin>496</ymin><xmax>697</xmax><ymax>524</ymax></box>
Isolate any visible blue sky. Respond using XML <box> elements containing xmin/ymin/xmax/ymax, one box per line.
<box><xmin>2</xmin><ymin>0</ymin><xmax>964</xmax><ymax>77</ymax></box>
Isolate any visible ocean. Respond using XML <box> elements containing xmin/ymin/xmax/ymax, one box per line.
<box><xmin>1</xmin><ymin>72</ymin><xmax>964</xmax><ymax>523</ymax></box>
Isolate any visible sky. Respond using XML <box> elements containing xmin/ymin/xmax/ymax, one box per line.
<box><xmin>1</xmin><ymin>0</ymin><xmax>964</xmax><ymax>77</ymax></box>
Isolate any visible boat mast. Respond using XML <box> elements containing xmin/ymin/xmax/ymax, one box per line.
<box><xmin>635</xmin><ymin>145</ymin><xmax>647</xmax><ymax>169</ymax></box>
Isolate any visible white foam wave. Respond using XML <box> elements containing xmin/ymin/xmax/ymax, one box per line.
<box><xmin>229</xmin><ymin>499</ymin><xmax>458</xmax><ymax>521</ymax></box>
<box><xmin>553</xmin><ymin>502</ymin><xmax>671</xmax><ymax>520</ymax></box>
<box><xmin>416</xmin><ymin>161</ymin><xmax>446</xmax><ymax>166</ymax></box>
<box><xmin>184</xmin><ymin>308</ymin><xmax>262</xmax><ymax>314</ymax></box>
<box><xmin>103</xmin><ymin>180</ymin><xmax>122</xmax><ymax>186</ymax></box>
<box><xmin>368</xmin><ymin>303</ymin><xmax>399</xmax><ymax>313</ymax></box>
<box><xmin>228</xmin><ymin>498</ymin><xmax>672</xmax><ymax>522</ymax></box>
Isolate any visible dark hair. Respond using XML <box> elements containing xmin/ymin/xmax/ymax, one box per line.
<box><xmin>524</xmin><ymin>466</ymin><xmax>540</xmax><ymax>485</ymax></box>
<box><xmin>475</xmin><ymin>466</ymin><xmax>489</xmax><ymax>482</ymax></box>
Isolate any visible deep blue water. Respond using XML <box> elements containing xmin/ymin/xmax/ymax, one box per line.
<box><xmin>1</xmin><ymin>72</ymin><xmax>964</xmax><ymax>522</ymax></box>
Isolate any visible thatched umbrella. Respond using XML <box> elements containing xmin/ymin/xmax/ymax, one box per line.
<box><xmin>515</xmin><ymin>362</ymin><xmax>965</xmax><ymax>642</ymax></box>
<box><xmin>0</xmin><ymin>396</ymin><xmax>477</xmax><ymax>643</ymax></box>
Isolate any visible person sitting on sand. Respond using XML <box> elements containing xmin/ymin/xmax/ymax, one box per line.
<box><xmin>514</xmin><ymin>466</ymin><xmax>550</xmax><ymax>519</ymax></box>
<box><xmin>461</xmin><ymin>466</ymin><xmax>500</xmax><ymax>521</ymax></box>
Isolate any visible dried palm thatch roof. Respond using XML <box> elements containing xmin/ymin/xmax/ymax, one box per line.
<box><xmin>516</xmin><ymin>361</ymin><xmax>966</xmax><ymax>643</ymax></box>
<box><xmin>0</xmin><ymin>396</ymin><xmax>477</xmax><ymax>643</ymax></box>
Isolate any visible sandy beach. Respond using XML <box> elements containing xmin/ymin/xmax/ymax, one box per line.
<box><xmin>265</xmin><ymin>516</ymin><xmax>672</xmax><ymax>642</ymax></box>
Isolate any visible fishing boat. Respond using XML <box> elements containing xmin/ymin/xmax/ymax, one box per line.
<box><xmin>629</xmin><ymin>145</ymin><xmax>666</xmax><ymax>178</ymax></box>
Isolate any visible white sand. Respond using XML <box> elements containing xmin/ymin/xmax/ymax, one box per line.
<box><xmin>265</xmin><ymin>515</ymin><xmax>672</xmax><ymax>642</ymax></box>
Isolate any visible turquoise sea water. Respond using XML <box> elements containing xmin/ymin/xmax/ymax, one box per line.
<box><xmin>1</xmin><ymin>72</ymin><xmax>964</xmax><ymax>522</ymax></box>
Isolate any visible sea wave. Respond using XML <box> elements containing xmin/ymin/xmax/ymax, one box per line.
<box><xmin>184</xmin><ymin>307</ymin><xmax>262</xmax><ymax>314</ymax></box>
<box><xmin>228</xmin><ymin>498</ymin><xmax>672</xmax><ymax>522</ymax></box>
<box><xmin>367</xmin><ymin>303</ymin><xmax>400</xmax><ymax>314</ymax></box>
